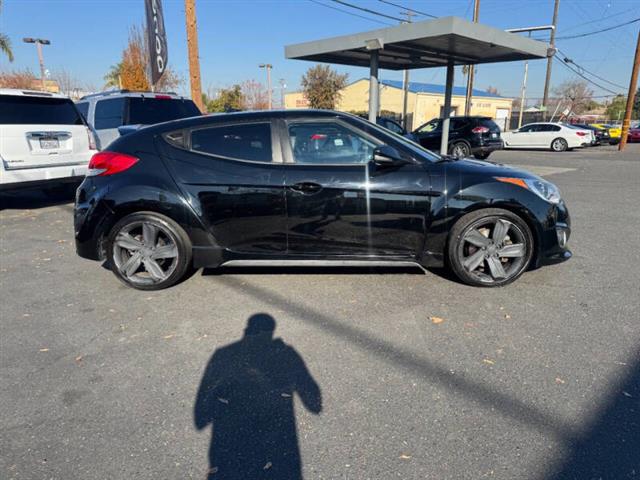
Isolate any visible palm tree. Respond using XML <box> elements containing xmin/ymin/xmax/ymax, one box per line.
<box><xmin>103</xmin><ymin>63</ymin><xmax>122</xmax><ymax>89</ymax></box>
<box><xmin>0</xmin><ymin>0</ymin><xmax>14</xmax><ymax>62</ymax></box>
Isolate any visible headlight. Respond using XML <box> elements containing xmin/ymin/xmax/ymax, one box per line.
<box><xmin>524</xmin><ymin>178</ymin><xmax>561</xmax><ymax>204</ymax></box>
<box><xmin>495</xmin><ymin>177</ymin><xmax>561</xmax><ymax>204</ymax></box>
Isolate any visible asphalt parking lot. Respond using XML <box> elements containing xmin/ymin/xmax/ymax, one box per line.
<box><xmin>1</xmin><ymin>144</ymin><xmax>639</xmax><ymax>479</ymax></box>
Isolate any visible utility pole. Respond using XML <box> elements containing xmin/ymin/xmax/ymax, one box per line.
<box><xmin>542</xmin><ymin>0</ymin><xmax>560</xmax><ymax>120</ymax></box>
<box><xmin>518</xmin><ymin>60</ymin><xmax>529</xmax><ymax>128</ymax></box>
<box><xmin>618</xmin><ymin>28</ymin><xmax>640</xmax><ymax>151</ymax></box>
<box><xmin>400</xmin><ymin>10</ymin><xmax>415</xmax><ymax>129</ymax></box>
<box><xmin>463</xmin><ymin>0</ymin><xmax>480</xmax><ymax>116</ymax></box>
<box><xmin>184</xmin><ymin>0</ymin><xmax>205</xmax><ymax>112</ymax></box>
<box><xmin>259</xmin><ymin>64</ymin><xmax>273</xmax><ymax>110</ymax></box>
<box><xmin>23</xmin><ymin>38</ymin><xmax>50</xmax><ymax>91</ymax></box>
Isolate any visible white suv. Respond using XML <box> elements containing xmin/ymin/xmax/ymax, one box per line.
<box><xmin>0</xmin><ymin>89</ymin><xmax>97</xmax><ymax>192</ymax></box>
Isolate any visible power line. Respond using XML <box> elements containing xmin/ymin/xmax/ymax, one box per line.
<box><xmin>556</xmin><ymin>48</ymin><xmax>627</xmax><ymax>90</ymax></box>
<box><xmin>561</xmin><ymin>6</ymin><xmax>638</xmax><ymax>34</ymax></box>
<box><xmin>554</xmin><ymin>54</ymin><xmax>622</xmax><ymax>95</ymax></box>
<box><xmin>308</xmin><ymin>0</ymin><xmax>392</xmax><ymax>26</ymax></box>
<box><xmin>328</xmin><ymin>0</ymin><xmax>405</xmax><ymax>22</ymax></box>
<box><xmin>556</xmin><ymin>17</ymin><xmax>640</xmax><ymax>40</ymax></box>
<box><xmin>376</xmin><ymin>0</ymin><xmax>437</xmax><ymax>19</ymax></box>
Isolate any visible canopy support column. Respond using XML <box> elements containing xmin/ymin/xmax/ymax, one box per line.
<box><xmin>368</xmin><ymin>50</ymin><xmax>379</xmax><ymax>122</ymax></box>
<box><xmin>440</xmin><ymin>61</ymin><xmax>455</xmax><ymax>155</ymax></box>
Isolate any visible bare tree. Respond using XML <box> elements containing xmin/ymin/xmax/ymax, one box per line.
<box><xmin>553</xmin><ymin>80</ymin><xmax>594</xmax><ymax>115</ymax></box>
<box><xmin>0</xmin><ymin>69</ymin><xmax>37</xmax><ymax>89</ymax></box>
<box><xmin>240</xmin><ymin>80</ymin><xmax>269</xmax><ymax>110</ymax></box>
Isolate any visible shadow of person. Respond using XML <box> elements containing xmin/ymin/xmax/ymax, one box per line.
<box><xmin>194</xmin><ymin>314</ymin><xmax>322</xmax><ymax>479</ymax></box>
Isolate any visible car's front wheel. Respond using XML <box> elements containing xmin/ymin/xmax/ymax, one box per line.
<box><xmin>447</xmin><ymin>208</ymin><xmax>534</xmax><ymax>287</ymax></box>
<box><xmin>107</xmin><ymin>212</ymin><xmax>192</xmax><ymax>290</ymax></box>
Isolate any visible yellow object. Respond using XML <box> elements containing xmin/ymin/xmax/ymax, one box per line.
<box><xmin>592</xmin><ymin>123</ymin><xmax>621</xmax><ymax>140</ymax></box>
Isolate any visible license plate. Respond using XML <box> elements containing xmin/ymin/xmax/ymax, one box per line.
<box><xmin>40</xmin><ymin>138</ymin><xmax>59</xmax><ymax>149</ymax></box>
<box><xmin>491</xmin><ymin>133</ymin><xmax>497</xmax><ymax>138</ymax></box>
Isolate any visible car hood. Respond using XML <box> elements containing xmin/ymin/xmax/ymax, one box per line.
<box><xmin>444</xmin><ymin>157</ymin><xmax>539</xmax><ymax>180</ymax></box>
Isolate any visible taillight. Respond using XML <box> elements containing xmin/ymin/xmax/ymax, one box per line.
<box><xmin>87</xmin><ymin>152</ymin><xmax>139</xmax><ymax>177</ymax></box>
<box><xmin>576</xmin><ymin>131</ymin><xmax>587</xmax><ymax>136</ymax></box>
<box><xmin>154</xmin><ymin>94</ymin><xmax>172</xmax><ymax>100</ymax></box>
<box><xmin>471</xmin><ymin>126</ymin><xmax>490</xmax><ymax>134</ymax></box>
<box><xmin>86</xmin><ymin>127</ymin><xmax>97</xmax><ymax>151</ymax></box>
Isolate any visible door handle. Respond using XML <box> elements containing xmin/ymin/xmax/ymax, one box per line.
<box><xmin>290</xmin><ymin>182</ymin><xmax>323</xmax><ymax>194</ymax></box>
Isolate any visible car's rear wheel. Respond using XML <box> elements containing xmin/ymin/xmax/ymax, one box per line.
<box><xmin>107</xmin><ymin>212</ymin><xmax>192</xmax><ymax>290</ymax></box>
<box><xmin>551</xmin><ymin>137</ymin><xmax>568</xmax><ymax>152</ymax></box>
<box><xmin>449</xmin><ymin>142</ymin><xmax>471</xmax><ymax>158</ymax></box>
<box><xmin>448</xmin><ymin>208</ymin><xmax>534</xmax><ymax>287</ymax></box>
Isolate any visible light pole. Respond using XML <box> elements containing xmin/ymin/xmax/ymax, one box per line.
<box><xmin>278</xmin><ymin>79</ymin><xmax>286</xmax><ymax>108</ymax></box>
<box><xmin>259</xmin><ymin>63</ymin><xmax>273</xmax><ymax>110</ymax></box>
<box><xmin>23</xmin><ymin>37</ymin><xmax>50</xmax><ymax>91</ymax></box>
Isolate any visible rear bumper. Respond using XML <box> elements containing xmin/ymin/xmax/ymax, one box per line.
<box><xmin>471</xmin><ymin>140</ymin><xmax>503</xmax><ymax>155</ymax></box>
<box><xmin>1</xmin><ymin>163</ymin><xmax>88</xmax><ymax>190</ymax></box>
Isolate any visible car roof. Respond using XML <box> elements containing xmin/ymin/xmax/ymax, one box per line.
<box><xmin>78</xmin><ymin>89</ymin><xmax>187</xmax><ymax>101</ymax></box>
<box><xmin>134</xmin><ymin>109</ymin><xmax>362</xmax><ymax>135</ymax></box>
<box><xmin>0</xmin><ymin>88</ymin><xmax>70</xmax><ymax>99</ymax></box>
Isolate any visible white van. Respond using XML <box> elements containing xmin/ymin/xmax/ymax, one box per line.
<box><xmin>0</xmin><ymin>89</ymin><xmax>97</xmax><ymax>192</ymax></box>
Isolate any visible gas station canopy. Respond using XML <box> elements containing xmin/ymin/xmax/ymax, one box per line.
<box><xmin>286</xmin><ymin>16</ymin><xmax>550</xmax><ymax>70</ymax></box>
<box><xmin>285</xmin><ymin>16</ymin><xmax>552</xmax><ymax>154</ymax></box>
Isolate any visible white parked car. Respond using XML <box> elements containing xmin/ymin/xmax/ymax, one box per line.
<box><xmin>0</xmin><ymin>89</ymin><xmax>97</xmax><ymax>193</ymax></box>
<box><xmin>502</xmin><ymin>122</ymin><xmax>592</xmax><ymax>152</ymax></box>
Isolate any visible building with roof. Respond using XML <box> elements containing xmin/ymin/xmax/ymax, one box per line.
<box><xmin>284</xmin><ymin>78</ymin><xmax>514</xmax><ymax>130</ymax></box>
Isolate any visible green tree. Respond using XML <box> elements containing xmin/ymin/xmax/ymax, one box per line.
<box><xmin>204</xmin><ymin>85</ymin><xmax>244</xmax><ymax>112</ymax></box>
<box><xmin>103</xmin><ymin>63</ymin><xmax>122</xmax><ymax>88</ymax></box>
<box><xmin>0</xmin><ymin>0</ymin><xmax>14</xmax><ymax>62</ymax></box>
<box><xmin>301</xmin><ymin>65</ymin><xmax>349</xmax><ymax>109</ymax></box>
<box><xmin>606</xmin><ymin>94</ymin><xmax>627</xmax><ymax>120</ymax></box>
<box><xmin>634</xmin><ymin>87</ymin><xmax>640</xmax><ymax>118</ymax></box>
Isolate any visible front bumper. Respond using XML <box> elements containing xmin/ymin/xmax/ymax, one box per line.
<box><xmin>535</xmin><ymin>200</ymin><xmax>572</xmax><ymax>267</ymax></box>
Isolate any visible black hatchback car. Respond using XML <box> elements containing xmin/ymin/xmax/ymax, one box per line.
<box><xmin>74</xmin><ymin>110</ymin><xmax>571</xmax><ymax>290</ymax></box>
<box><xmin>413</xmin><ymin>116</ymin><xmax>504</xmax><ymax>159</ymax></box>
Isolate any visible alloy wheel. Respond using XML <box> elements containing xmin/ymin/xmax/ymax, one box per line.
<box><xmin>112</xmin><ymin>221</ymin><xmax>179</xmax><ymax>286</ymax></box>
<box><xmin>552</xmin><ymin>138</ymin><xmax>567</xmax><ymax>152</ymax></box>
<box><xmin>451</xmin><ymin>143</ymin><xmax>470</xmax><ymax>158</ymax></box>
<box><xmin>459</xmin><ymin>218</ymin><xmax>528</xmax><ymax>284</ymax></box>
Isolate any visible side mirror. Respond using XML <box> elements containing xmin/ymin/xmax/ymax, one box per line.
<box><xmin>373</xmin><ymin>145</ymin><xmax>405</xmax><ymax>167</ymax></box>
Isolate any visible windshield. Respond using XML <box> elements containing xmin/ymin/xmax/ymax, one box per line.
<box><xmin>0</xmin><ymin>95</ymin><xmax>83</xmax><ymax>125</ymax></box>
<box><xmin>127</xmin><ymin>98</ymin><xmax>201</xmax><ymax>125</ymax></box>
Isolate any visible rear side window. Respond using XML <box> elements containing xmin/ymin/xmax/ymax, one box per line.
<box><xmin>0</xmin><ymin>95</ymin><xmax>83</xmax><ymax>125</ymax></box>
<box><xmin>127</xmin><ymin>98</ymin><xmax>201</xmax><ymax>125</ymax></box>
<box><xmin>75</xmin><ymin>102</ymin><xmax>89</xmax><ymax>121</ymax></box>
<box><xmin>478</xmin><ymin>118</ymin><xmax>500</xmax><ymax>130</ymax></box>
<box><xmin>191</xmin><ymin>123</ymin><xmax>272</xmax><ymax>162</ymax></box>
<box><xmin>95</xmin><ymin>98</ymin><xmax>125</xmax><ymax>129</ymax></box>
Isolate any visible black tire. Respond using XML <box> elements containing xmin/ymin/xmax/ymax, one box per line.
<box><xmin>447</xmin><ymin>208</ymin><xmax>534</xmax><ymax>287</ymax></box>
<box><xmin>550</xmin><ymin>137</ymin><xmax>568</xmax><ymax>152</ymax></box>
<box><xmin>106</xmin><ymin>212</ymin><xmax>192</xmax><ymax>290</ymax></box>
<box><xmin>449</xmin><ymin>141</ymin><xmax>471</xmax><ymax>158</ymax></box>
<box><xmin>473</xmin><ymin>152</ymin><xmax>491</xmax><ymax>160</ymax></box>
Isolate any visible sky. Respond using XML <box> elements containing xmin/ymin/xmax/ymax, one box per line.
<box><xmin>1</xmin><ymin>0</ymin><xmax>638</xmax><ymax>103</ymax></box>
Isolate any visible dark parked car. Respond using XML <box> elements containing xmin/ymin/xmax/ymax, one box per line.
<box><xmin>568</xmin><ymin>123</ymin><xmax>610</xmax><ymax>145</ymax></box>
<box><xmin>413</xmin><ymin>116</ymin><xmax>504</xmax><ymax>159</ymax></box>
<box><xmin>357</xmin><ymin>114</ymin><xmax>418</xmax><ymax>142</ymax></box>
<box><xmin>74</xmin><ymin>110</ymin><xmax>571</xmax><ymax>290</ymax></box>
